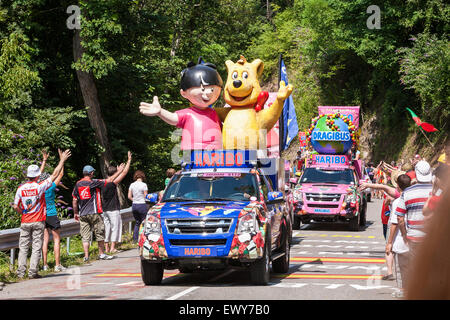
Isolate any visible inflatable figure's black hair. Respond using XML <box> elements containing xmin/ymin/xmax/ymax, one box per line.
<box><xmin>180</xmin><ymin>57</ymin><xmax>223</xmax><ymax>91</ymax></box>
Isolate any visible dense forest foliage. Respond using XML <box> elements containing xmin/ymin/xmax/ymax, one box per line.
<box><xmin>0</xmin><ymin>0</ymin><xmax>448</xmax><ymax>229</ymax></box>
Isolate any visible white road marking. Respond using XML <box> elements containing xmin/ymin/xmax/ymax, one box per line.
<box><xmin>268</xmin><ymin>282</ymin><xmax>393</xmax><ymax>290</ymax></box>
<box><xmin>166</xmin><ymin>286</ymin><xmax>200</xmax><ymax>300</ymax></box>
<box><xmin>301</xmin><ymin>239</ymin><xmax>380</xmax><ymax>244</ymax></box>
<box><xmin>117</xmin><ymin>281</ymin><xmax>142</xmax><ymax>286</ymax></box>
<box><xmin>312</xmin><ymin>283</ymin><xmax>346</xmax><ymax>289</ymax></box>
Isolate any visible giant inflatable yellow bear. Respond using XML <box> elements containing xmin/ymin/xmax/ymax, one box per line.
<box><xmin>216</xmin><ymin>56</ymin><xmax>293</xmax><ymax>150</ymax></box>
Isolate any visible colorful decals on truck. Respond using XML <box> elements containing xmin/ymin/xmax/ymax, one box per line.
<box><xmin>228</xmin><ymin>229</ymin><xmax>265</xmax><ymax>259</ymax></box>
<box><xmin>183</xmin><ymin>206</ymin><xmax>221</xmax><ymax>217</ymax></box>
<box><xmin>138</xmin><ymin>204</ymin><xmax>168</xmax><ymax>260</ymax></box>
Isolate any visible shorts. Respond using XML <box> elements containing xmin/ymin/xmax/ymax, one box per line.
<box><xmin>45</xmin><ymin>215</ymin><xmax>61</xmax><ymax>230</ymax></box>
<box><xmin>79</xmin><ymin>214</ymin><xmax>105</xmax><ymax>243</ymax></box>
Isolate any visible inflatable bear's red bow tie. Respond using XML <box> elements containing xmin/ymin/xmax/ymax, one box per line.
<box><xmin>255</xmin><ymin>91</ymin><xmax>269</xmax><ymax>112</ymax></box>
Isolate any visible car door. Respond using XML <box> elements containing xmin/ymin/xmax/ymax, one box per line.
<box><xmin>260</xmin><ymin>174</ymin><xmax>282</xmax><ymax>249</ymax></box>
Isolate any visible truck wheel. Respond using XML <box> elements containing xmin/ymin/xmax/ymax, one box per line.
<box><xmin>250</xmin><ymin>232</ymin><xmax>271</xmax><ymax>285</ymax></box>
<box><xmin>272</xmin><ymin>223</ymin><xmax>290</xmax><ymax>273</ymax></box>
<box><xmin>141</xmin><ymin>260</ymin><xmax>163</xmax><ymax>285</ymax></box>
<box><xmin>349</xmin><ymin>213</ymin><xmax>360</xmax><ymax>231</ymax></box>
<box><xmin>293</xmin><ymin>215</ymin><xmax>301</xmax><ymax>230</ymax></box>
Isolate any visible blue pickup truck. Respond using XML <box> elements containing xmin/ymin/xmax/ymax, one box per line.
<box><xmin>138</xmin><ymin>150</ymin><xmax>292</xmax><ymax>285</ymax></box>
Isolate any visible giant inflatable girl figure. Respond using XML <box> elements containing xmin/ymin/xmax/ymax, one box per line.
<box><xmin>139</xmin><ymin>58</ymin><xmax>223</xmax><ymax>150</ymax></box>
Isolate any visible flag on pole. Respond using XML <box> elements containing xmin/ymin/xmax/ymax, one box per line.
<box><xmin>406</xmin><ymin>108</ymin><xmax>438</xmax><ymax>132</ymax></box>
<box><xmin>279</xmin><ymin>58</ymin><xmax>299</xmax><ymax>151</ymax></box>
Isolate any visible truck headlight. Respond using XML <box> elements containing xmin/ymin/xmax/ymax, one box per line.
<box><xmin>237</xmin><ymin>212</ymin><xmax>257</xmax><ymax>235</ymax></box>
<box><xmin>293</xmin><ymin>190</ymin><xmax>303</xmax><ymax>202</ymax></box>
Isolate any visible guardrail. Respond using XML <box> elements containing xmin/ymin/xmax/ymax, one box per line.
<box><xmin>0</xmin><ymin>207</ymin><xmax>135</xmax><ymax>268</ymax></box>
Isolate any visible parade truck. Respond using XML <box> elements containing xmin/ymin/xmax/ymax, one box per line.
<box><xmin>138</xmin><ymin>150</ymin><xmax>292</xmax><ymax>285</ymax></box>
<box><xmin>292</xmin><ymin>106</ymin><xmax>367</xmax><ymax>231</ymax></box>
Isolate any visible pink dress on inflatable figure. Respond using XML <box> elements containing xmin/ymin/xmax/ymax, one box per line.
<box><xmin>139</xmin><ymin>58</ymin><xmax>223</xmax><ymax>150</ymax></box>
<box><xmin>175</xmin><ymin>107</ymin><xmax>222</xmax><ymax>150</ymax></box>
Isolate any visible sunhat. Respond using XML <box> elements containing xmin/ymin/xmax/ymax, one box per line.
<box><xmin>27</xmin><ymin>165</ymin><xmax>41</xmax><ymax>178</ymax></box>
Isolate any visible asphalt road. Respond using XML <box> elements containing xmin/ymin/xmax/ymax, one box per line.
<box><xmin>1</xmin><ymin>198</ymin><xmax>399</xmax><ymax>301</ymax></box>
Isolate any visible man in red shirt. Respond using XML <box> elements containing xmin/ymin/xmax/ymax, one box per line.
<box><xmin>72</xmin><ymin>163</ymin><xmax>124</xmax><ymax>262</ymax></box>
<box><xmin>14</xmin><ymin>149</ymin><xmax>71</xmax><ymax>279</ymax></box>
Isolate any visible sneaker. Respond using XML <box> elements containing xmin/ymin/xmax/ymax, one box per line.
<box><xmin>98</xmin><ymin>254</ymin><xmax>114</xmax><ymax>260</ymax></box>
<box><xmin>83</xmin><ymin>257</ymin><xmax>89</xmax><ymax>263</ymax></box>
<box><xmin>382</xmin><ymin>274</ymin><xmax>395</xmax><ymax>281</ymax></box>
<box><xmin>28</xmin><ymin>273</ymin><xmax>42</xmax><ymax>279</ymax></box>
<box><xmin>392</xmin><ymin>290</ymin><xmax>404</xmax><ymax>298</ymax></box>
<box><xmin>54</xmin><ymin>265</ymin><xmax>67</xmax><ymax>272</ymax></box>
<box><xmin>42</xmin><ymin>265</ymin><xmax>50</xmax><ymax>271</ymax></box>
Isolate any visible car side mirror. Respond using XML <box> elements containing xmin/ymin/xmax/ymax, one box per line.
<box><xmin>145</xmin><ymin>193</ymin><xmax>159</xmax><ymax>204</ymax></box>
<box><xmin>267</xmin><ymin>191</ymin><xmax>284</xmax><ymax>204</ymax></box>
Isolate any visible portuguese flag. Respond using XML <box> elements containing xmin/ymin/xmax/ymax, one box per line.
<box><xmin>406</xmin><ymin>108</ymin><xmax>438</xmax><ymax>132</ymax></box>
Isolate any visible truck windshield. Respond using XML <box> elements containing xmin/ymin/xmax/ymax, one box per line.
<box><xmin>162</xmin><ymin>173</ymin><xmax>258</xmax><ymax>202</ymax></box>
<box><xmin>300</xmin><ymin>168</ymin><xmax>355</xmax><ymax>185</ymax></box>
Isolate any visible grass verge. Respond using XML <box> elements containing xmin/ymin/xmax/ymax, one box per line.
<box><xmin>0</xmin><ymin>231</ymin><xmax>137</xmax><ymax>284</ymax></box>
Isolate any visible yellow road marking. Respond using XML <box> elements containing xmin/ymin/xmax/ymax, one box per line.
<box><xmin>291</xmin><ymin>257</ymin><xmax>385</xmax><ymax>264</ymax></box>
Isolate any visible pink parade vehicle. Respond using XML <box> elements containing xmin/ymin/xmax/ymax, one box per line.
<box><xmin>291</xmin><ymin>106</ymin><xmax>367</xmax><ymax>231</ymax></box>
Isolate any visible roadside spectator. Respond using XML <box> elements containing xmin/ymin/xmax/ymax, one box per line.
<box><xmin>165</xmin><ymin>168</ymin><xmax>176</xmax><ymax>188</ymax></box>
<box><xmin>40</xmin><ymin>155</ymin><xmax>67</xmax><ymax>272</ymax></box>
<box><xmin>72</xmin><ymin>164</ymin><xmax>123</xmax><ymax>262</ymax></box>
<box><xmin>102</xmin><ymin>151</ymin><xmax>132</xmax><ymax>254</ymax></box>
<box><xmin>128</xmin><ymin>170</ymin><xmax>148</xmax><ymax>242</ymax></box>
<box><xmin>349</xmin><ymin>144</ymin><xmax>360</xmax><ymax>160</ymax></box>
<box><xmin>402</xmin><ymin>163</ymin><xmax>417</xmax><ymax>185</ymax></box>
<box><xmin>404</xmin><ymin>166</ymin><xmax>450</xmax><ymax>299</ymax></box>
<box><xmin>13</xmin><ymin>149</ymin><xmax>71</xmax><ymax>279</ymax></box>
<box><xmin>359</xmin><ymin>170</ymin><xmax>403</xmax><ymax>280</ymax></box>
<box><xmin>385</xmin><ymin>174</ymin><xmax>411</xmax><ymax>297</ymax></box>
<box><xmin>395</xmin><ymin>160</ymin><xmax>433</xmax><ymax>288</ymax></box>
<box><xmin>422</xmin><ymin>163</ymin><xmax>446</xmax><ymax>223</ymax></box>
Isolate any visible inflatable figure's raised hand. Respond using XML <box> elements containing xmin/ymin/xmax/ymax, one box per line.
<box><xmin>138</xmin><ymin>57</ymin><xmax>224</xmax><ymax>150</ymax></box>
<box><xmin>277</xmin><ymin>80</ymin><xmax>293</xmax><ymax>101</ymax></box>
<box><xmin>140</xmin><ymin>96</ymin><xmax>161</xmax><ymax>117</ymax></box>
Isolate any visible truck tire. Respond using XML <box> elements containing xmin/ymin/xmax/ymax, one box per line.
<box><xmin>141</xmin><ymin>260</ymin><xmax>163</xmax><ymax>285</ymax></box>
<box><xmin>349</xmin><ymin>213</ymin><xmax>360</xmax><ymax>231</ymax></box>
<box><xmin>293</xmin><ymin>215</ymin><xmax>301</xmax><ymax>230</ymax></box>
<box><xmin>250</xmin><ymin>230</ymin><xmax>271</xmax><ymax>285</ymax></box>
<box><xmin>272</xmin><ymin>222</ymin><xmax>290</xmax><ymax>273</ymax></box>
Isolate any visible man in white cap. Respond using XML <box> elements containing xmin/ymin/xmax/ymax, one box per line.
<box><xmin>394</xmin><ymin>160</ymin><xmax>433</xmax><ymax>288</ymax></box>
<box><xmin>13</xmin><ymin>149</ymin><xmax>71</xmax><ymax>279</ymax></box>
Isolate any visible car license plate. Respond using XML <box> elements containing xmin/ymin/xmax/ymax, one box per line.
<box><xmin>314</xmin><ymin>208</ymin><xmax>331</xmax><ymax>213</ymax></box>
